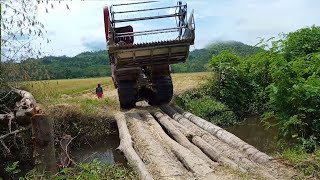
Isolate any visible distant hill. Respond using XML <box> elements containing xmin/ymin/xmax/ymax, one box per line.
<box><xmin>171</xmin><ymin>41</ymin><xmax>263</xmax><ymax>73</ymax></box>
<box><xmin>4</xmin><ymin>41</ymin><xmax>262</xmax><ymax>80</ymax></box>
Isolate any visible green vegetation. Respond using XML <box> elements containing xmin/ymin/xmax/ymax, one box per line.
<box><xmin>5</xmin><ymin>160</ymin><xmax>137</xmax><ymax>180</ymax></box>
<box><xmin>172</xmin><ymin>41</ymin><xmax>262</xmax><ymax>73</ymax></box>
<box><xmin>281</xmin><ymin>148</ymin><xmax>320</xmax><ymax>179</ymax></box>
<box><xmin>177</xmin><ymin>26</ymin><xmax>320</xmax><ymax>178</ymax></box>
<box><xmin>182</xmin><ymin>26</ymin><xmax>320</xmax><ymax>148</ymax></box>
<box><xmin>175</xmin><ymin>88</ymin><xmax>238</xmax><ymax>126</ymax></box>
<box><xmin>1</xmin><ymin>41</ymin><xmax>260</xmax><ymax>81</ymax></box>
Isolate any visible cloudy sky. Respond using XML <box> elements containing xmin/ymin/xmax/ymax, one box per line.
<box><xmin>36</xmin><ymin>0</ymin><xmax>320</xmax><ymax>57</ymax></box>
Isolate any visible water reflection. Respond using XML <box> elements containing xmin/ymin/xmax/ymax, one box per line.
<box><xmin>225</xmin><ymin>116</ymin><xmax>278</xmax><ymax>154</ymax></box>
<box><xmin>72</xmin><ymin>134</ymin><xmax>127</xmax><ymax>165</ymax></box>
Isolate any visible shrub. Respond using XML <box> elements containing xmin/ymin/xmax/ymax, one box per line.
<box><xmin>176</xmin><ymin>90</ymin><xmax>238</xmax><ymax>126</ymax></box>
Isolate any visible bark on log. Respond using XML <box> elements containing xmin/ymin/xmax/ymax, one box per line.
<box><xmin>172</xmin><ymin>104</ymin><xmax>272</xmax><ymax>164</ymax></box>
<box><xmin>127</xmin><ymin>112</ymin><xmax>190</xmax><ymax>179</ymax></box>
<box><xmin>160</xmin><ymin>105</ymin><xmax>257</xmax><ymax>170</ymax></box>
<box><xmin>162</xmin><ymin>105</ymin><xmax>278</xmax><ymax>179</ymax></box>
<box><xmin>191</xmin><ymin>136</ymin><xmax>246</xmax><ymax>172</ymax></box>
<box><xmin>32</xmin><ymin>114</ymin><xmax>57</xmax><ymax>175</ymax></box>
<box><xmin>114</xmin><ymin>112</ymin><xmax>153</xmax><ymax>180</ymax></box>
<box><xmin>13</xmin><ymin>89</ymin><xmax>37</xmax><ymax>108</ymax></box>
<box><xmin>163</xmin><ymin>114</ymin><xmax>195</xmax><ymax>139</ymax></box>
<box><xmin>152</xmin><ymin>111</ymin><xmax>217</xmax><ymax>168</ymax></box>
<box><xmin>160</xmin><ymin>111</ymin><xmax>245</xmax><ymax>172</ymax></box>
<box><xmin>1</xmin><ymin>89</ymin><xmax>36</xmax><ymax>125</ymax></box>
<box><xmin>141</xmin><ymin>111</ymin><xmax>216</xmax><ymax>179</ymax></box>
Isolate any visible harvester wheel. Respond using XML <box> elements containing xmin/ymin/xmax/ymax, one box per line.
<box><xmin>118</xmin><ymin>81</ymin><xmax>137</xmax><ymax>109</ymax></box>
<box><xmin>148</xmin><ymin>76</ymin><xmax>173</xmax><ymax>105</ymax></box>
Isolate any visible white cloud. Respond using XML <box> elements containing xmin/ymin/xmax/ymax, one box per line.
<box><xmin>33</xmin><ymin>0</ymin><xmax>320</xmax><ymax>56</ymax></box>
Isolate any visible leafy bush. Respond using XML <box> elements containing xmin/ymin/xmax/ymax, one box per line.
<box><xmin>208</xmin><ymin>51</ymin><xmax>255</xmax><ymax>116</ymax></box>
<box><xmin>175</xmin><ymin>89</ymin><xmax>238</xmax><ymax>126</ymax></box>
<box><xmin>22</xmin><ymin>159</ymin><xmax>137</xmax><ymax>180</ymax></box>
<box><xmin>203</xmin><ymin>26</ymin><xmax>320</xmax><ymax>150</ymax></box>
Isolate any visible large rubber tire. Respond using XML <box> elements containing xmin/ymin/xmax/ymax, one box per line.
<box><xmin>118</xmin><ymin>81</ymin><xmax>137</xmax><ymax>109</ymax></box>
<box><xmin>148</xmin><ymin>76</ymin><xmax>173</xmax><ymax>106</ymax></box>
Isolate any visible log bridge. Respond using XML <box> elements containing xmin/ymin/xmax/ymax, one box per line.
<box><xmin>114</xmin><ymin>104</ymin><xmax>294</xmax><ymax>180</ymax></box>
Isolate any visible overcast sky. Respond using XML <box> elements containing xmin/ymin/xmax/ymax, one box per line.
<box><xmin>36</xmin><ymin>0</ymin><xmax>320</xmax><ymax>57</ymax></box>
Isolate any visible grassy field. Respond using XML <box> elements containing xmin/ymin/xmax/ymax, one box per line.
<box><xmin>21</xmin><ymin>72</ymin><xmax>211</xmax><ymax>113</ymax></box>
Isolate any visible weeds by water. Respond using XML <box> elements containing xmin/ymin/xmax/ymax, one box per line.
<box><xmin>175</xmin><ymin>89</ymin><xmax>238</xmax><ymax>126</ymax></box>
<box><xmin>281</xmin><ymin>148</ymin><xmax>320</xmax><ymax>179</ymax></box>
<box><xmin>5</xmin><ymin>160</ymin><xmax>137</xmax><ymax>180</ymax></box>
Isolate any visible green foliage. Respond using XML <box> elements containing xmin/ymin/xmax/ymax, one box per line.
<box><xmin>175</xmin><ymin>89</ymin><xmax>238</xmax><ymax>126</ymax></box>
<box><xmin>172</xmin><ymin>41</ymin><xmax>262</xmax><ymax>73</ymax></box>
<box><xmin>207</xmin><ymin>51</ymin><xmax>255</xmax><ymax>117</ymax></box>
<box><xmin>23</xmin><ymin>159</ymin><xmax>137</xmax><ymax>180</ymax></box>
<box><xmin>2</xmin><ymin>41</ymin><xmax>261</xmax><ymax>81</ymax></box>
<box><xmin>199</xmin><ymin>26</ymin><xmax>320</xmax><ymax>151</ymax></box>
<box><xmin>2</xmin><ymin>50</ymin><xmax>111</xmax><ymax>81</ymax></box>
<box><xmin>5</xmin><ymin>161</ymin><xmax>21</xmax><ymax>175</ymax></box>
<box><xmin>283</xmin><ymin>25</ymin><xmax>320</xmax><ymax>60</ymax></box>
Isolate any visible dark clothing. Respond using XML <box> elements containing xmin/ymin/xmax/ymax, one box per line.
<box><xmin>96</xmin><ymin>87</ymin><xmax>103</xmax><ymax>98</ymax></box>
<box><xmin>96</xmin><ymin>87</ymin><xmax>103</xmax><ymax>93</ymax></box>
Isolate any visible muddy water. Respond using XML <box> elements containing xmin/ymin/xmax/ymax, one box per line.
<box><xmin>72</xmin><ymin>116</ymin><xmax>278</xmax><ymax>165</ymax></box>
<box><xmin>226</xmin><ymin>116</ymin><xmax>278</xmax><ymax>154</ymax></box>
<box><xmin>72</xmin><ymin>134</ymin><xmax>127</xmax><ymax>165</ymax></box>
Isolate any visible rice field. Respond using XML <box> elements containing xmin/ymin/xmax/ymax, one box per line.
<box><xmin>21</xmin><ymin>72</ymin><xmax>211</xmax><ymax>112</ymax></box>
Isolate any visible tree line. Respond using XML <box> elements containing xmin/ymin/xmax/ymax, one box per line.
<box><xmin>1</xmin><ymin>41</ymin><xmax>261</xmax><ymax>81</ymax></box>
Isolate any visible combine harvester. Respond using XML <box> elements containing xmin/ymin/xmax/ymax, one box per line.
<box><xmin>104</xmin><ymin>1</ymin><xmax>195</xmax><ymax>108</ymax></box>
<box><xmin>104</xmin><ymin>2</ymin><xmax>295</xmax><ymax>179</ymax></box>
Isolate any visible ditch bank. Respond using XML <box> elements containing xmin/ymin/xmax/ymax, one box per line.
<box><xmin>1</xmin><ymin>104</ymin><xmax>128</xmax><ymax>179</ymax></box>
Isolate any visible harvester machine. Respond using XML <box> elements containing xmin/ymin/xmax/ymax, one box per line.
<box><xmin>103</xmin><ymin>1</ymin><xmax>195</xmax><ymax>108</ymax></box>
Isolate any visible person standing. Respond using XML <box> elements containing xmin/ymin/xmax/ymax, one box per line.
<box><xmin>96</xmin><ymin>84</ymin><xmax>103</xmax><ymax>99</ymax></box>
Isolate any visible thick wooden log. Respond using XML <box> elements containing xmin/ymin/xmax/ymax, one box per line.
<box><xmin>31</xmin><ymin>114</ymin><xmax>56</xmax><ymax>175</ymax></box>
<box><xmin>172</xmin><ymin>105</ymin><xmax>272</xmax><ymax>164</ymax></box>
<box><xmin>152</xmin><ymin>111</ymin><xmax>217</xmax><ymax>167</ymax></box>
<box><xmin>191</xmin><ymin>136</ymin><xmax>245</xmax><ymax>172</ymax></box>
<box><xmin>141</xmin><ymin>111</ymin><xmax>216</xmax><ymax>179</ymax></box>
<box><xmin>163</xmin><ymin>114</ymin><xmax>195</xmax><ymax>139</ymax></box>
<box><xmin>160</xmin><ymin>105</ymin><xmax>257</xmax><ymax>170</ymax></box>
<box><xmin>127</xmin><ymin>112</ymin><xmax>190</xmax><ymax>179</ymax></box>
<box><xmin>161</xmin><ymin>111</ymin><xmax>245</xmax><ymax>172</ymax></box>
<box><xmin>114</xmin><ymin>112</ymin><xmax>153</xmax><ymax>180</ymax></box>
<box><xmin>162</xmin><ymin>105</ymin><xmax>279</xmax><ymax>179</ymax></box>
<box><xmin>14</xmin><ymin>89</ymin><xmax>37</xmax><ymax>108</ymax></box>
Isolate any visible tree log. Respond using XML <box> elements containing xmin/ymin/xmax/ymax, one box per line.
<box><xmin>152</xmin><ymin>111</ymin><xmax>217</xmax><ymax>168</ymax></box>
<box><xmin>160</xmin><ymin>110</ymin><xmax>246</xmax><ymax>172</ymax></box>
<box><xmin>127</xmin><ymin>112</ymin><xmax>190</xmax><ymax>179</ymax></box>
<box><xmin>160</xmin><ymin>105</ymin><xmax>257</xmax><ymax>170</ymax></box>
<box><xmin>172</xmin><ymin>104</ymin><xmax>272</xmax><ymax>164</ymax></box>
<box><xmin>162</xmin><ymin>105</ymin><xmax>279</xmax><ymax>179</ymax></box>
<box><xmin>114</xmin><ymin>112</ymin><xmax>153</xmax><ymax>180</ymax></box>
<box><xmin>13</xmin><ymin>89</ymin><xmax>37</xmax><ymax>108</ymax></box>
<box><xmin>141</xmin><ymin>111</ymin><xmax>216</xmax><ymax>179</ymax></box>
<box><xmin>32</xmin><ymin>114</ymin><xmax>57</xmax><ymax>175</ymax></box>
<box><xmin>163</xmin><ymin>114</ymin><xmax>195</xmax><ymax>139</ymax></box>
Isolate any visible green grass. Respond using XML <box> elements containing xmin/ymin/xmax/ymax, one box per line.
<box><xmin>281</xmin><ymin>148</ymin><xmax>320</xmax><ymax>179</ymax></box>
<box><xmin>13</xmin><ymin>160</ymin><xmax>138</xmax><ymax>180</ymax></box>
<box><xmin>19</xmin><ymin>73</ymin><xmax>211</xmax><ymax>112</ymax></box>
<box><xmin>21</xmin><ymin>77</ymin><xmax>113</xmax><ymax>102</ymax></box>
